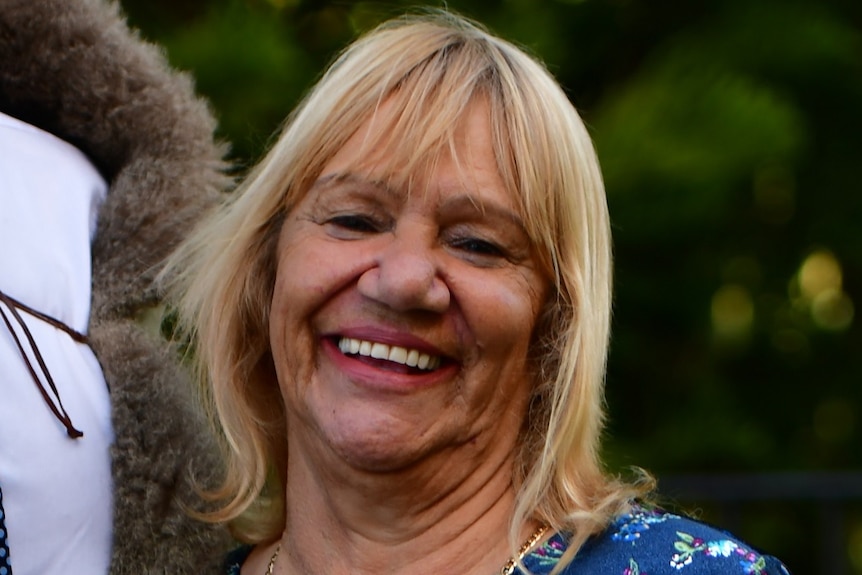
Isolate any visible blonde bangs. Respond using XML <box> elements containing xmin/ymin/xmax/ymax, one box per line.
<box><xmin>276</xmin><ymin>16</ymin><xmax>518</xmax><ymax>214</ymax></box>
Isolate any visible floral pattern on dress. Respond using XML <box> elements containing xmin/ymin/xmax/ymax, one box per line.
<box><xmin>515</xmin><ymin>504</ymin><xmax>789</xmax><ymax>575</ymax></box>
<box><xmin>669</xmin><ymin>531</ymin><xmax>770</xmax><ymax>574</ymax></box>
<box><xmin>624</xmin><ymin>557</ymin><xmax>645</xmax><ymax>575</ymax></box>
<box><xmin>527</xmin><ymin>535</ymin><xmax>567</xmax><ymax>570</ymax></box>
<box><xmin>611</xmin><ymin>505</ymin><xmax>676</xmax><ymax>542</ymax></box>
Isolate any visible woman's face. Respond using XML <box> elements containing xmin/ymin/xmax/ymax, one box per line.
<box><xmin>269</xmin><ymin>100</ymin><xmax>549</xmax><ymax>473</ymax></box>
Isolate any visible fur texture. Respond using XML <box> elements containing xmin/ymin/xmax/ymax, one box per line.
<box><xmin>0</xmin><ymin>0</ymin><xmax>234</xmax><ymax>572</ymax></box>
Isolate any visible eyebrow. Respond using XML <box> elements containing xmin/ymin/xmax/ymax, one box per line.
<box><xmin>311</xmin><ymin>171</ymin><xmax>528</xmax><ymax>234</ymax></box>
<box><xmin>438</xmin><ymin>193</ymin><xmax>528</xmax><ymax>234</ymax></box>
<box><xmin>310</xmin><ymin>172</ymin><xmax>395</xmax><ymax>198</ymax></box>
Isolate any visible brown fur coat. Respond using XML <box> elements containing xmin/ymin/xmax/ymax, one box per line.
<box><xmin>0</xmin><ymin>0</ymin><xmax>234</xmax><ymax>572</ymax></box>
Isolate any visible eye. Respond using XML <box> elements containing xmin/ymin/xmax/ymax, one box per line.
<box><xmin>450</xmin><ymin>236</ymin><xmax>505</xmax><ymax>258</ymax></box>
<box><xmin>326</xmin><ymin>214</ymin><xmax>381</xmax><ymax>234</ymax></box>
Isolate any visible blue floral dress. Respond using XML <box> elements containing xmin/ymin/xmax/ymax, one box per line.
<box><xmin>224</xmin><ymin>505</ymin><xmax>790</xmax><ymax>574</ymax></box>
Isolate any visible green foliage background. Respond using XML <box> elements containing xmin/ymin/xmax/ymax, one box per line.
<box><xmin>122</xmin><ymin>0</ymin><xmax>862</xmax><ymax>572</ymax></box>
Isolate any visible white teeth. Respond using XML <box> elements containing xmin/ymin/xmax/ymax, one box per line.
<box><xmin>406</xmin><ymin>349</ymin><xmax>419</xmax><ymax>367</ymax></box>
<box><xmin>370</xmin><ymin>342</ymin><xmax>388</xmax><ymax>360</ymax></box>
<box><xmin>337</xmin><ymin>337</ymin><xmax>441</xmax><ymax>371</ymax></box>
<box><xmin>388</xmin><ymin>346</ymin><xmax>408</xmax><ymax>364</ymax></box>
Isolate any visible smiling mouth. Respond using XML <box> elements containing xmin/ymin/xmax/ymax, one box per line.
<box><xmin>336</xmin><ymin>337</ymin><xmax>442</xmax><ymax>371</ymax></box>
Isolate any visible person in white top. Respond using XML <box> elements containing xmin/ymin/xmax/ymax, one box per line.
<box><xmin>0</xmin><ymin>0</ymin><xmax>234</xmax><ymax>572</ymax></box>
<box><xmin>0</xmin><ymin>111</ymin><xmax>114</xmax><ymax>574</ymax></box>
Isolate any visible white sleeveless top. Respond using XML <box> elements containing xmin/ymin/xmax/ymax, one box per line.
<box><xmin>0</xmin><ymin>111</ymin><xmax>113</xmax><ymax>574</ymax></box>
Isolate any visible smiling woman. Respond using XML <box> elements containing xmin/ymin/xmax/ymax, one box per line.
<box><xmin>159</xmin><ymin>9</ymin><xmax>791</xmax><ymax>575</ymax></box>
<box><xmin>269</xmin><ymin>97</ymin><xmax>546</xmax><ymax>480</ymax></box>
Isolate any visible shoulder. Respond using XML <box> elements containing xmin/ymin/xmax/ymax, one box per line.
<box><xmin>522</xmin><ymin>504</ymin><xmax>791</xmax><ymax>575</ymax></box>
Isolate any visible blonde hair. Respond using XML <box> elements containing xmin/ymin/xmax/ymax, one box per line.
<box><xmin>161</xmin><ymin>9</ymin><xmax>651</xmax><ymax>570</ymax></box>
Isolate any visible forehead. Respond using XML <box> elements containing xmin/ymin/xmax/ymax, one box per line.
<box><xmin>314</xmin><ymin>97</ymin><xmax>515</xmax><ymax>209</ymax></box>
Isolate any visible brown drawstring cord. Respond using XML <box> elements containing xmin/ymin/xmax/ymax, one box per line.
<box><xmin>0</xmin><ymin>288</ymin><xmax>85</xmax><ymax>438</ymax></box>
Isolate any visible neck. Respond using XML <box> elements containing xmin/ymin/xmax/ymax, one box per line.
<box><xmin>278</xmin><ymin>426</ymin><xmax>530</xmax><ymax>575</ymax></box>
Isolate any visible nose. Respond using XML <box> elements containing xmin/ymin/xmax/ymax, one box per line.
<box><xmin>357</xmin><ymin>229</ymin><xmax>450</xmax><ymax>313</ymax></box>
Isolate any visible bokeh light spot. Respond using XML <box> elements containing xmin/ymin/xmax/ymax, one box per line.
<box><xmin>799</xmin><ymin>250</ymin><xmax>842</xmax><ymax>299</ymax></box>
<box><xmin>711</xmin><ymin>284</ymin><xmax>754</xmax><ymax>340</ymax></box>
<box><xmin>811</xmin><ymin>288</ymin><xmax>854</xmax><ymax>331</ymax></box>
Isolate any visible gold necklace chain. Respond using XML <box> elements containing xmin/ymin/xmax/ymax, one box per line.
<box><xmin>264</xmin><ymin>524</ymin><xmax>549</xmax><ymax>575</ymax></box>
<box><xmin>265</xmin><ymin>542</ymin><xmax>280</xmax><ymax>575</ymax></box>
<box><xmin>500</xmin><ymin>524</ymin><xmax>549</xmax><ymax>575</ymax></box>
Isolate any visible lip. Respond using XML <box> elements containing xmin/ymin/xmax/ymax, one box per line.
<box><xmin>320</xmin><ymin>330</ymin><xmax>458</xmax><ymax>392</ymax></box>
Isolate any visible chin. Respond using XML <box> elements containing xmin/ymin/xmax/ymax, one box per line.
<box><xmin>315</xmin><ymin>412</ymin><xmax>453</xmax><ymax>473</ymax></box>
<box><xmin>329</xmin><ymin>436</ymin><xmax>431</xmax><ymax>473</ymax></box>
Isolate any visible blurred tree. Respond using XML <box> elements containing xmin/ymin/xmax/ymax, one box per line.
<box><xmin>596</xmin><ymin>0</ymin><xmax>862</xmax><ymax>474</ymax></box>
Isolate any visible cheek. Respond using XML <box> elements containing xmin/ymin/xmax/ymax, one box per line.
<box><xmin>269</xmin><ymin>239</ymin><xmax>327</xmax><ymax>385</ymax></box>
<box><xmin>453</xmin><ymin>274</ymin><xmax>545</xmax><ymax>426</ymax></box>
<box><xmin>269</xmin><ymin>236</ymin><xmax>375</xmax><ymax>381</ymax></box>
<box><xmin>484</xmin><ymin>274</ymin><xmax>545</xmax><ymax>343</ymax></box>
<box><xmin>458</xmin><ymin>269</ymin><xmax>547</xmax><ymax>375</ymax></box>
<box><xmin>272</xmin><ymin>237</ymin><xmax>353</xmax><ymax>314</ymax></box>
